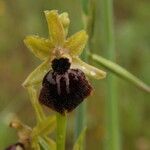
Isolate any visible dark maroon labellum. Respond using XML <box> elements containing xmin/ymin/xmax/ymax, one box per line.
<box><xmin>5</xmin><ymin>143</ymin><xmax>24</xmax><ymax>150</ymax></box>
<box><xmin>39</xmin><ymin>58</ymin><xmax>93</xmax><ymax>114</ymax></box>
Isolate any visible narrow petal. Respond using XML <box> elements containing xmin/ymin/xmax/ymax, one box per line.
<box><xmin>64</xmin><ymin>30</ymin><xmax>88</xmax><ymax>56</ymax></box>
<box><xmin>59</xmin><ymin>12</ymin><xmax>70</xmax><ymax>36</ymax></box>
<box><xmin>44</xmin><ymin>10</ymin><xmax>65</xmax><ymax>46</ymax></box>
<box><xmin>22</xmin><ymin>60</ymin><xmax>50</xmax><ymax>87</ymax></box>
<box><xmin>24</xmin><ymin>35</ymin><xmax>53</xmax><ymax>60</ymax></box>
<box><xmin>59</xmin><ymin>12</ymin><xmax>70</xmax><ymax>29</ymax></box>
<box><xmin>72</xmin><ymin>57</ymin><xmax>106</xmax><ymax>79</ymax></box>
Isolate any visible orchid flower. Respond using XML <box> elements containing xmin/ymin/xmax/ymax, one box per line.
<box><xmin>23</xmin><ymin>10</ymin><xmax>106</xmax><ymax>88</ymax></box>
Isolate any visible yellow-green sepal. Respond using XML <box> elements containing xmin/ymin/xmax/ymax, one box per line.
<box><xmin>24</xmin><ymin>35</ymin><xmax>53</xmax><ymax>60</ymax></box>
<box><xmin>45</xmin><ymin>10</ymin><xmax>65</xmax><ymax>47</ymax></box>
<box><xmin>64</xmin><ymin>30</ymin><xmax>88</xmax><ymax>56</ymax></box>
<box><xmin>72</xmin><ymin>57</ymin><xmax>106</xmax><ymax>79</ymax></box>
<box><xmin>22</xmin><ymin>59</ymin><xmax>50</xmax><ymax>87</ymax></box>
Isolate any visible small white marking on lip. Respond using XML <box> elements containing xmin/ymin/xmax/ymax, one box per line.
<box><xmin>90</xmin><ymin>71</ymin><xmax>96</xmax><ymax>76</ymax></box>
<box><xmin>81</xmin><ymin>66</ymin><xmax>86</xmax><ymax>70</ymax></box>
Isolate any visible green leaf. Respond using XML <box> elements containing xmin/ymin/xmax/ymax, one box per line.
<box><xmin>44</xmin><ymin>136</ymin><xmax>56</xmax><ymax>150</ymax></box>
<box><xmin>81</xmin><ymin>0</ymin><xmax>89</xmax><ymax>15</ymax></box>
<box><xmin>73</xmin><ymin>127</ymin><xmax>87</xmax><ymax>150</ymax></box>
<box><xmin>32</xmin><ymin>115</ymin><xmax>56</xmax><ymax>137</ymax></box>
<box><xmin>89</xmin><ymin>53</ymin><xmax>150</xmax><ymax>93</ymax></box>
<box><xmin>38</xmin><ymin>136</ymin><xmax>56</xmax><ymax>150</ymax></box>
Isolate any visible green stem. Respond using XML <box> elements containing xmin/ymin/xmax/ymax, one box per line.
<box><xmin>75</xmin><ymin>102</ymin><xmax>87</xmax><ymax>140</ymax></box>
<box><xmin>75</xmin><ymin>0</ymin><xmax>95</xmax><ymax>148</ymax></box>
<box><xmin>74</xmin><ymin>0</ymin><xmax>89</xmax><ymax>144</ymax></box>
<box><xmin>102</xmin><ymin>0</ymin><xmax>121</xmax><ymax>150</ymax></box>
<box><xmin>56</xmin><ymin>113</ymin><xmax>67</xmax><ymax>150</ymax></box>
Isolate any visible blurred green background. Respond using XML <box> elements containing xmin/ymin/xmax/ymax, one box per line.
<box><xmin>0</xmin><ymin>0</ymin><xmax>149</xmax><ymax>149</ymax></box>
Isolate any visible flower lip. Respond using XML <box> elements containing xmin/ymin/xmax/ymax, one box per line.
<box><xmin>39</xmin><ymin>69</ymin><xmax>93</xmax><ymax>114</ymax></box>
<box><xmin>52</xmin><ymin>57</ymin><xmax>71</xmax><ymax>74</ymax></box>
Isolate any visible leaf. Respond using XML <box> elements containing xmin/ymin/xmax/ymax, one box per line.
<box><xmin>32</xmin><ymin>115</ymin><xmax>56</xmax><ymax>137</ymax></box>
<box><xmin>72</xmin><ymin>57</ymin><xmax>106</xmax><ymax>79</ymax></box>
<box><xmin>89</xmin><ymin>53</ymin><xmax>150</xmax><ymax>93</ymax></box>
<box><xmin>22</xmin><ymin>59</ymin><xmax>50</xmax><ymax>87</ymax></box>
<box><xmin>45</xmin><ymin>10</ymin><xmax>65</xmax><ymax>46</ymax></box>
<box><xmin>44</xmin><ymin>136</ymin><xmax>56</xmax><ymax>150</ymax></box>
<box><xmin>81</xmin><ymin>0</ymin><xmax>89</xmax><ymax>15</ymax></box>
<box><xmin>64</xmin><ymin>30</ymin><xmax>88</xmax><ymax>56</ymax></box>
<box><xmin>38</xmin><ymin>136</ymin><xmax>56</xmax><ymax>150</ymax></box>
<box><xmin>24</xmin><ymin>35</ymin><xmax>54</xmax><ymax>60</ymax></box>
<box><xmin>73</xmin><ymin>127</ymin><xmax>87</xmax><ymax>150</ymax></box>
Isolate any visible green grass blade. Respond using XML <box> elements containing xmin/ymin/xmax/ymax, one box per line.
<box><xmin>38</xmin><ymin>136</ymin><xmax>56</xmax><ymax>150</ymax></box>
<box><xmin>73</xmin><ymin>127</ymin><xmax>87</xmax><ymax>150</ymax></box>
<box><xmin>75</xmin><ymin>102</ymin><xmax>87</xmax><ymax>142</ymax></box>
<box><xmin>88</xmin><ymin>53</ymin><xmax>150</xmax><ymax>93</ymax></box>
<box><xmin>101</xmin><ymin>0</ymin><xmax>121</xmax><ymax>149</ymax></box>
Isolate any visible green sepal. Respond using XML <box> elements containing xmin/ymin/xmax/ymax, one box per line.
<box><xmin>23</xmin><ymin>59</ymin><xmax>50</xmax><ymax>87</ymax></box>
<box><xmin>45</xmin><ymin>10</ymin><xmax>65</xmax><ymax>46</ymax></box>
<box><xmin>72</xmin><ymin>57</ymin><xmax>106</xmax><ymax>79</ymax></box>
<box><xmin>24</xmin><ymin>35</ymin><xmax>53</xmax><ymax>60</ymax></box>
<box><xmin>64</xmin><ymin>30</ymin><xmax>88</xmax><ymax>56</ymax></box>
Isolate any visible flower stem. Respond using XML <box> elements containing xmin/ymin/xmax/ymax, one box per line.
<box><xmin>56</xmin><ymin>113</ymin><xmax>67</xmax><ymax>150</ymax></box>
<box><xmin>102</xmin><ymin>0</ymin><xmax>121</xmax><ymax>150</ymax></box>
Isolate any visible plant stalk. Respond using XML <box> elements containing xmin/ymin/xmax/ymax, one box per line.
<box><xmin>75</xmin><ymin>0</ymin><xmax>95</xmax><ymax>148</ymax></box>
<box><xmin>74</xmin><ymin>0</ymin><xmax>88</xmax><ymax>142</ymax></box>
<box><xmin>102</xmin><ymin>0</ymin><xmax>121</xmax><ymax>150</ymax></box>
<box><xmin>56</xmin><ymin>113</ymin><xmax>67</xmax><ymax>150</ymax></box>
<box><xmin>75</xmin><ymin>102</ymin><xmax>87</xmax><ymax>140</ymax></box>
